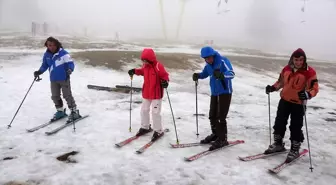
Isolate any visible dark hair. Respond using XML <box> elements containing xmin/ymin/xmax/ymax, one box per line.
<box><xmin>44</xmin><ymin>37</ymin><xmax>63</xmax><ymax>51</ymax></box>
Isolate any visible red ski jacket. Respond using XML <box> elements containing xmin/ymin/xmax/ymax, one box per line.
<box><xmin>135</xmin><ymin>48</ymin><xmax>169</xmax><ymax>99</ymax></box>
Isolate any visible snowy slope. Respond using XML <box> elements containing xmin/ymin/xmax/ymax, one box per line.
<box><xmin>0</xmin><ymin>52</ymin><xmax>335</xmax><ymax>185</ymax></box>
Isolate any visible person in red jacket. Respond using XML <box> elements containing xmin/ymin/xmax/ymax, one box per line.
<box><xmin>128</xmin><ymin>48</ymin><xmax>170</xmax><ymax>141</ymax></box>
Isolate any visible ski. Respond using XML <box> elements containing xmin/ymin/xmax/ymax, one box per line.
<box><xmin>115</xmin><ymin>135</ymin><xmax>144</xmax><ymax>148</ymax></box>
<box><xmin>184</xmin><ymin>140</ymin><xmax>245</xmax><ymax>162</ymax></box>
<box><xmin>45</xmin><ymin>115</ymin><xmax>89</xmax><ymax>136</ymax></box>
<box><xmin>135</xmin><ymin>129</ymin><xmax>169</xmax><ymax>154</ymax></box>
<box><xmin>170</xmin><ymin>142</ymin><xmax>207</xmax><ymax>148</ymax></box>
<box><xmin>26</xmin><ymin>116</ymin><xmax>67</xmax><ymax>132</ymax></box>
<box><xmin>268</xmin><ymin>149</ymin><xmax>309</xmax><ymax>174</ymax></box>
<box><xmin>238</xmin><ymin>150</ymin><xmax>288</xmax><ymax>161</ymax></box>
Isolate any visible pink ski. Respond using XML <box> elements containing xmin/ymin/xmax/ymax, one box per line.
<box><xmin>268</xmin><ymin>149</ymin><xmax>309</xmax><ymax>174</ymax></box>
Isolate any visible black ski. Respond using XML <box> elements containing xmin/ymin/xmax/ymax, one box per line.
<box><xmin>45</xmin><ymin>115</ymin><xmax>89</xmax><ymax>136</ymax></box>
<box><xmin>26</xmin><ymin>116</ymin><xmax>67</xmax><ymax>132</ymax></box>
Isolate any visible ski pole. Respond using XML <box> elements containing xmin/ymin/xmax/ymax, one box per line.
<box><xmin>129</xmin><ymin>76</ymin><xmax>133</xmax><ymax>132</ymax></box>
<box><xmin>72</xmin><ymin>109</ymin><xmax>76</xmax><ymax>132</ymax></box>
<box><xmin>165</xmin><ymin>88</ymin><xmax>179</xmax><ymax>144</ymax></box>
<box><xmin>268</xmin><ymin>93</ymin><xmax>272</xmax><ymax>145</ymax></box>
<box><xmin>8</xmin><ymin>76</ymin><xmax>41</xmax><ymax>128</ymax></box>
<box><xmin>303</xmin><ymin>102</ymin><xmax>314</xmax><ymax>172</ymax></box>
<box><xmin>195</xmin><ymin>80</ymin><xmax>199</xmax><ymax>137</ymax></box>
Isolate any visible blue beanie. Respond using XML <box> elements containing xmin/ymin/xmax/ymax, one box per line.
<box><xmin>200</xmin><ymin>46</ymin><xmax>216</xmax><ymax>58</ymax></box>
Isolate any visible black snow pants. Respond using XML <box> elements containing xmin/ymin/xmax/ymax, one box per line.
<box><xmin>209</xmin><ymin>94</ymin><xmax>232</xmax><ymax>140</ymax></box>
<box><xmin>273</xmin><ymin>98</ymin><xmax>305</xmax><ymax>142</ymax></box>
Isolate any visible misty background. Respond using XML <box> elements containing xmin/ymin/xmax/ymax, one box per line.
<box><xmin>0</xmin><ymin>0</ymin><xmax>335</xmax><ymax>61</ymax></box>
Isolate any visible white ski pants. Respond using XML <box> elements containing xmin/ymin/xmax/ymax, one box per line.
<box><xmin>141</xmin><ymin>98</ymin><xmax>163</xmax><ymax>132</ymax></box>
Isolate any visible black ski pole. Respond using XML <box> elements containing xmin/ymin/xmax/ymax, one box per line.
<box><xmin>303</xmin><ymin>103</ymin><xmax>314</xmax><ymax>172</ymax></box>
<box><xmin>165</xmin><ymin>88</ymin><xmax>179</xmax><ymax>144</ymax></box>
<box><xmin>195</xmin><ymin>80</ymin><xmax>199</xmax><ymax>137</ymax></box>
<box><xmin>72</xmin><ymin>109</ymin><xmax>76</xmax><ymax>132</ymax></box>
<box><xmin>268</xmin><ymin>93</ymin><xmax>272</xmax><ymax>145</ymax></box>
<box><xmin>8</xmin><ymin>76</ymin><xmax>41</xmax><ymax>128</ymax></box>
<box><xmin>129</xmin><ymin>76</ymin><xmax>133</xmax><ymax>132</ymax></box>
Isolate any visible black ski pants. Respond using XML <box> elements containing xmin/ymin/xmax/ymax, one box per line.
<box><xmin>209</xmin><ymin>94</ymin><xmax>232</xmax><ymax>140</ymax></box>
<box><xmin>273</xmin><ymin>98</ymin><xmax>305</xmax><ymax>142</ymax></box>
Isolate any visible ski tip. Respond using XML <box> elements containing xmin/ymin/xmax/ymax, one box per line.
<box><xmin>238</xmin><ymin>140</ymin><xmax>245</xmax><ymax>143</ymax></box>
<box><xmin>184</xmin><ymin>157</ymin><xmax>192</xmax><ymax>162</ymax></box>
<box><xmin>302</xmin><ymin>149</ymin><xmax>309</xmax><ymax>153</ymax></box>
<box><xmin>238</xmin><ymin>157</ymin><xmax>246</xmax><ymax>161</ymax></box>
<box><xmin>135</xmin><ymin>150</ymin><xmax>143</xmax><ymax>154</ymax></box>
<box><xmin>115</xmin><ymin>144</ymin><xmax>122</xmax><ymax>148</ymax></box>
<box><xmin>268</xmin><ymin>169</ymin><xmax>278</xmax><ymax>174</ymax></box>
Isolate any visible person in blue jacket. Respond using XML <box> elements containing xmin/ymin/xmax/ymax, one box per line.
<box><xmin>33</xmin><ymin>37</ymin><xmax>81</xmax><ymax>123</ymax></box>
<box><xmin>192</xmin><ymin>46</ymin><xmax>235</xmax><ymax>150</ymax></box>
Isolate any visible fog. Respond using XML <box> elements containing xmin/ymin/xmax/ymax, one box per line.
<box><xmin>0</xmin><ymin>0</ymin><xmax>336</xmax><ymax>60</ymax></box>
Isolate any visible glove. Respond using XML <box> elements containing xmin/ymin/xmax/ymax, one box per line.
<box><xmin>213</xmin><ymin>69</ymin><xmax>224</xmax><ymax>80</ymax></box>
<box><xmin>34</xmin><ymin>70</ymin><xmax>42</xmax><ymax>77</ymax></box>
<box><xmin>66</xmin><ymin>69</ymin><xmax>72</xmax><ymax>75</ymax></box>
<box><xmin>161</xmin><ymin>80</ymin><xmax>169</xmax><ymax>88</ymax></box>
<box><xmin>265</xmin><ymin>85</ymin><xmax>276</xmax><ymax>94</ymax></box>
<box><xmin>192</xmin><ymin>73</ymin><xmax>199</xmax><ymax>81</ymax></box>
<box><xmin>128</xmin><ymin>69</ymin><xmax>135</xmax><ymax>76</ymax></box>
<box><xmin>298</xmin><ymin>91</ymin><xmax>310</xmax><ymax>100</ymax></box>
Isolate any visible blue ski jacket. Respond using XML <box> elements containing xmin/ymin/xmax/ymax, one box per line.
<box><xmin>198</xmin><ymin>46</ymin><xmax>235</xmax><ymax>96</ymax></box>
<box><xmin>39</xmin><ymin>48</ymin><xmax>75</xmax><ymax>81</ymax></box>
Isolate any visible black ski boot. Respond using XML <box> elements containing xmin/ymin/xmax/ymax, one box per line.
<box><xmin>136</xmin><ymin>126</ymin><xmax>153</xmax><ymax>137</ymax></box>
<box><xmin>286</xmin><ymin>140</ymin><xmax>301</xmax><ymax>163</ymax></box>
<box><xmin>200</xmin><ymin>133</ymin><xmax>218</xmax><ymax>144</ymax></box>
<box><xmin>67</xmin><ymin>107</ymin><xmax>82</xmax><ymax>123</ymax></box>
<box><xmin>151</xmin><ymin>131</ymin><xmax>164</xmax><ymax>142</ymax></box>
<box><xmin>209</xmin><ymin>135</ymin><xmax>229</xmax><ymax>151</ymax></box>
<box><xmin>264</xmin><ymin>134</ymin><xmax>286</xmax><ymax>154</ymax></box>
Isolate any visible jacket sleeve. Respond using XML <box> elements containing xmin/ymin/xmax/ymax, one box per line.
<box><xmin>273</xmin><ymin>68</ymin><xmax>285</xmax><ymax>90</ymax></box>
<box><xmin>198</xmin><ymin>65</ymin><xmax>209</xmax><ymax>79</ymax></box>
<box><xmin>64</xmin><ymin>53</ymin><xmax>75</xmax><ymax>71</ymax></box>
<box><xmin>134</xmin><ymin>65</ymin><xmax>144</xmax><ymax>76</ymax></box>
<box><xmin>39</xmin><ymin>55</ymin><xmax>49</xmax><ymax>74</ymax></box>
<box><xmin>158</xmin><ymin>63</ymin><xmax>169</xmax><ymax>81</ymax></box>
<box><xmin>221</xmin><ymin>57</ymin><xmax>235</xmax><ymax>79</ymax></box>
<box><xmin>306</xmin><ymin>68</ymin><xmax>319</xmax><ymax>98</ymax></box>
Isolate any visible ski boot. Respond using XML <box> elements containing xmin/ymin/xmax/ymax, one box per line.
<box><xmin>51</xmin><ymin>108</ymin><xmax>67</xmax><ymax>121</ymax></box>
<box><xmin>264</xmin><ymin>134</ymin><xmax>286</xmax><ymax>154</ymax></box>
<box><xmin>67</xmin><ymin>107</ymin><xmax>82</xmax><ymax>123</ymax></box>
<box><xmin>151</xmin><ymin>131</ymin><xmax>164</xmax><ymax>142</ymax></box>
<box><xmin>200</xmin><ymin>133</ymin><xmax>218</xmax><ymax>144</ymax></box>
<box><xmin>136</xmin><ymin>126</ymin><xmax>153</xmax><ymax>137</ymax></box>
<box><xmin>286</xmin><ymin>140</ymin><xmax>301</xmax><ymax>163</ymax></box>
<box><xmin>209</xmin><ymin>134</ymin><xmax>229</xmax><ymax>151</ymax></box>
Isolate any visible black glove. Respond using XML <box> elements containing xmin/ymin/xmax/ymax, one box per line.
<box><xmin>298</xmin><ymin>91</ymin><xmax>310</xmax><ymax>100</ymax></box>
<box><xmin>161</xmin><ymin>80</ymin><xmax>169</xmax><ymax>88</ymax></box>
<box><xmin>265</xmin><ymin>85</ymin><xmax>276</xmax><ymax>94</ymax></box>
<box><xmin>67</xmin><ymin>69</ymin><xmax>72</xmax><ymax>76</ymax></box>
<box><xmin>34</xmin><ymin>70</ymin><xmax>42</xmax><ymax>77</ymax></box>
<box><xmin>192</xmin><ymin>73</ymin><xmax>199</xmax><ymax>81</ymax></box>
<box><xmin>213</xmin><ymin>69</ymin><xmax>224</xmax><ymax>80</ymax></box>
<box><xmin>128</xmin><ymin>69</ymin><xmax>135</xmax><ymax>76</ymax></box>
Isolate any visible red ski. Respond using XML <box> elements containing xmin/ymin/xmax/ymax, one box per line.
<box><xmin>184</xmin><ymin>140</ymin><xmax>245</xmax><ymax>162</ymax></box>
<box><xmin>268</xmin><ymin>149</ymin><xmax>309</xmax><ymax>174</ymax></box>
<box><xmin>238</xmin><ymin>150</ymin><xmax>288</xmax><ymax>161</ymax></box>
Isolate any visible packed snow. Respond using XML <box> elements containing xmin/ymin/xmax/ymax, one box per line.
<box><xmin>0</xmin><ymin>49</ymin><xmax>335</xmax><ymax>185</ymax></box>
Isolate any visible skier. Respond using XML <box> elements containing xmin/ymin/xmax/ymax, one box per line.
<box><xmin>192</xmin><ymin>46</ymin><xmax>235</xmax><ymax>151</ymax></box>
<box><xmin>33</xmin><ymin>37</ymin><xmax>81</xmax><ymax>123</ymax></box>
<box><xmin>128</xmin><ymin>48</ymin><xmax>169</xmax><ymax>141</ymax></box>
<box><xmin>264</xmin><ymin>48</ymin><xmax>319</xmax><ymax>162</ymax></box>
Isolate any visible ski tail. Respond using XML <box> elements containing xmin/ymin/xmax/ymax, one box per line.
<box><xmin>45</xmin><ymin>115</ymin><xmax>89</xmax><ymax>135</ymax></box>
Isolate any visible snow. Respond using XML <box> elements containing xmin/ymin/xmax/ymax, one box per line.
<box><xmin>0</xmin><ymin>50</ymin><xmax>336</xmax><ymax>185</ymax></box>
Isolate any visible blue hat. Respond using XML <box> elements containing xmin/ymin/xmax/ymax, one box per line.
<box><xmin>200</xmin><ymin>46</ymin><xmax>216</xmax><ymax>58</ymax></box>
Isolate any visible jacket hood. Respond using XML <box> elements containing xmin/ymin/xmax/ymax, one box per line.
<box><xmin>200</xmin><ymin>46</ymin><xmax>216</xmax><ymax>58</ymax></box>
<box><xmin>141</xmin><ymin>48</ymin><xmax>157</xmax><ymax>64</ymax></box>
<box><xmin>288</xmin><ymin>48</ymin><xmax>307</xmax><ymax>70</ymax></box>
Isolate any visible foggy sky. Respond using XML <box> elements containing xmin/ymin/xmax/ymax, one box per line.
<box><xmin>0</xmin><ymin>0</ymin><xmax>336</xmax><ymax>60</ymax></box>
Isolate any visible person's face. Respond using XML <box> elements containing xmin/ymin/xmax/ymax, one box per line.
<box><xmin>46</xmin><ymin>41</ymin><xmax>57</xmax><ymax>53</ymax></box>
<box><xmin>293</xmin><ymin>56</ymin><xmax>305</xmax><ymax>69</ymax></box>
<box><xmin>142</xmin><ymin>59</ymin><xmax>151</xmax><ymax>65</ymax></box>
<box><xmin>204</xmin><ymin>56</ymin><xmax>214</xmax><ymax>64</ymax></box>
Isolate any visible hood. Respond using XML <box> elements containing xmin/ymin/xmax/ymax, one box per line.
<box><xmin>141</xmin><ymin>48</ymin><xmax>157</xmax><ymax>64</ymax></box>
<box><xmin>288</xmin><ymin>48</ymin><xmax>307</xmax><ymax>70</ymax></box>
<box><xmin>200</xmin><ymin>46</ymin><xmax>216</xmax><ymax>58</ymax></box>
